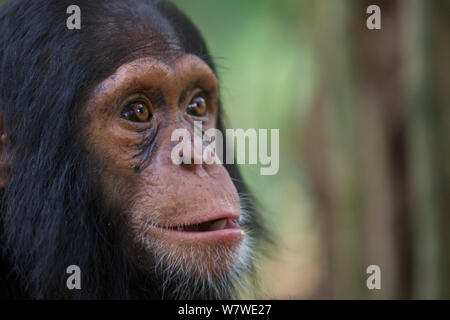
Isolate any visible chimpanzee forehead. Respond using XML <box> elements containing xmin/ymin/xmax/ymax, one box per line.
<box><xmin>77</xmin><ymin>0</ymin><xmax>216</xmax><ymax>99</ymax></box>
<box><xmin>86</xmin><ymin>54</ymin><xmax>218</xmax><ymax>112</ymax></box>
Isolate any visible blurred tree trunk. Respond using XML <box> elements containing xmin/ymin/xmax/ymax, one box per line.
<box><xmin>304</xmin><ymin>0</ymin><xmax>366</xmax><ymax>299</ymax></box>
<box><xmin>301</xmin><ymin>0</ymin><xmax>443</xmax><ymax>299</ymax></box>
<box><xmin>351</xmin><ymin>0</ymin><xmax>412</xmax><ymax>299</ymax></box>
<box><xmin>303</xmin><ymin>0</ymin><xmax>450</xmax><ymax>299</ymax></box>
<box><xmin>415</xmin><ymin>0</ymin><xmax>450</xmax><ymax>299</ymax></box>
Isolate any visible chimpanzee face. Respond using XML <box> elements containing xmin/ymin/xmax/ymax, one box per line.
<box><xmin>82</xmin><ymin>54</ymin><xmax>250</xmax><ymax>292</ymax></box>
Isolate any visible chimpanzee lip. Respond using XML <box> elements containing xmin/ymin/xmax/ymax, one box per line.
<box><xmin>150</xmin><ymin>212</ymin><xmax>242</xmax><ymax>233</ymax></box>
<box><xmin>165</xmin><ymin>218</ymin><xmax>240</xmax><ymax>232</ymax></box>
<box><xmin>147</xmin><ymin>214</ymin><xmax>244</xmax><ymax>242</ymax></box>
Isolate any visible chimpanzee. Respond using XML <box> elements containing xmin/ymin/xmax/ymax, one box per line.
<box><xmin>0</xmin><ymin>0</ymin><xmax>263</xmax><ymax>299</ymax></box>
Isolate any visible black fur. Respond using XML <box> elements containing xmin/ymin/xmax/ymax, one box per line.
<box><xmin>0</xmin><ymin>0</ymin><xmax>263</xmax><ymax>299</ymax></box>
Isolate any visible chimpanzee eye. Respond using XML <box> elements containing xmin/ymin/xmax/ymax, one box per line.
<box><xmin>121</xmin><ymin>102</ymin><xmax>151</xmax><ymax>122</ymax></box>
<box><xmin>186</xmin><ymin>96</ymin><xmax>207</xmax><ymax>117</ymax></box>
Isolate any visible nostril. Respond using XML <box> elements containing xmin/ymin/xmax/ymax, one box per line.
<box><xmin>177</xmin><ymin>147</ymin><xmax>207</xmax><ymax>175</ymax></box>
<box><xmin>179</xmin><ymin>161</ymin><xmax>209</xmax><ymax>178</ymax></box>
<box><xmin>178</xmin><ymin>148</ymin><xmax>191</xmax><ymax>165</ymax></box>
<box><xmin>194</xmin><ymin>164</ymin><xmax>209</xmax><ymax>178</ymax></box>
<box><xmin>177</xmin><ymin>139</ymin><xmax>203</xmax><ymax>166</ymax></box>
<box><xmin>175</xmin><ymin>136</ymin><xmax>214</xmax><ymax>177</ymax></box>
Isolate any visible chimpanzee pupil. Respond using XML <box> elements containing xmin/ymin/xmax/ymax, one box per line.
<box><xmin>134</xmin><ymin>103</ymin><xmax>150</xmax><ymax>121</ymax></box>
<box><xmin>187</xmin><ymin>96</ymin><xmax>207</xmax><ymax>117</ymax></box>
<box><xmin>121</xmin><ymin>103</ymin><xmax>151</xmax><ymax>122</ymax></box>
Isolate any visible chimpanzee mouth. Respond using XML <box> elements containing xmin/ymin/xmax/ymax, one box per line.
<box><xmin>147</xmin><ymin>214</ymin><xmax>244</xmax><ymax>241</ymax></box>
<box><xmin>166</xmin><ymin>218</ymin><xmax>240</xmax><ymax>233</ymax></box>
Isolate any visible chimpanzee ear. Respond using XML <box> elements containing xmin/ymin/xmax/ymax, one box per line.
<box><xmin>0</xmin><ymin>115</ymin><xmax>11</xmax><ymax>188</ymax></box>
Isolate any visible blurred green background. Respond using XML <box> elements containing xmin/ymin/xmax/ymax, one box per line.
<box><xmin>171</xmin><ymin>0</ymin><xmax>450</xmax><ymax>299</ymax></box>
<box><xmin>1</xmin><ymin>0</ymin><xmax>448</xmax><ymax>299</ymax></box>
